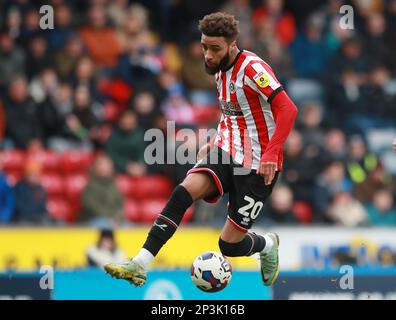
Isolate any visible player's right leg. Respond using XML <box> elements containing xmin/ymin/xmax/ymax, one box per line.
<box><xmin>104</xmin><ymin>171</ymin><xmax>219</xmax><ymax>286</ymax></box>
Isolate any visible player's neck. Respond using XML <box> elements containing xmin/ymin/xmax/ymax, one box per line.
<box><xmin>223</xmin><ymin>47</ymin><xmax>242</xmax><ymax>72</ymax></box>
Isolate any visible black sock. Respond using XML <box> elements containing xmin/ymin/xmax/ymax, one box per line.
<box><xmin>143</xmin><ymin>185</ymin><xmax>193</xmax><ymax>256</ymax></box>
<box><xmin>219</xmin><ymin>233</ymin><xmax>266</xmax><ymax>257</ymax></box>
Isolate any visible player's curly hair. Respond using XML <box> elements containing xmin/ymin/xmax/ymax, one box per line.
<box><xmin>198</xmin><ymin>12</ymin><xmax>240</xmax><ymax>41</ymax></box>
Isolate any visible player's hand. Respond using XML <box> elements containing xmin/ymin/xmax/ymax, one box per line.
<box><xmin>393</xmin><ymin>139</ymin><xmax>396</xmax><ymax>152</ymax></box>
<box><xmin>258</xmin><ymin>161</ymin><xmax>277</xmax><ymax>185</ymax></box>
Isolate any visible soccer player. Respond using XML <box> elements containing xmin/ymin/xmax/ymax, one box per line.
<box><xmin>104</xmin><ymin>12</ymin><xmax>298</xmax><ymax>287</ymax></box>
<box><xmin>393</xmin><ymin>138</ymin><xmax>396</xmax><ymax>152</ymax></box>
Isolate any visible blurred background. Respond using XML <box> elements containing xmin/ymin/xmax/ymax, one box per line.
<box><xmin>1</xmin><ymin>0</ymin><xmax>396</xmax><ymax>300</ymax></box>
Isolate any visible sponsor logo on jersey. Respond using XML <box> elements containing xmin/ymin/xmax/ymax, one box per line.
<box><xmin>253</xmin><ymin>72</ymin><xmax>270</xmax><ymax>88</ymax></box>
<box><xmin>219</xmin><ymin>100</ymin><xmax>243</xmax><ymax>116</ymax></box>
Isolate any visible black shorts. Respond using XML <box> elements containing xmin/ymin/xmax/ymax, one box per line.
<box><xmin>187</xmin><ymin>146</ymin><xmax>279</xmax><ymax>232</ymax></box>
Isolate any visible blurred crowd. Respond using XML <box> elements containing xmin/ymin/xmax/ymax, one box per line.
<box><xmin>0</xmin><ymin>0</ymin><xmax>396</xmax><ymax>228</ymax></box>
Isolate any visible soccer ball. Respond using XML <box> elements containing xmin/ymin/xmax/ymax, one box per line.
<box><xmin>190</xmin><ymin>251</ymin><xmax>232</xmax><ymax>292</ymax></box>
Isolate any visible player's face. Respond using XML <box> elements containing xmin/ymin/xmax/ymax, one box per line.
<box><xmin>201</xmin><ymin>35</ymin><xmax>234</xmax><ymax>75</ymax></box>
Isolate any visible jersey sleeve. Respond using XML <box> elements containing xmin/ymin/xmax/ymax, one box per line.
<box><xmin>244</xmin><ymin>61</ymin><xmax>283</xmax><ymax>103</ymax></box>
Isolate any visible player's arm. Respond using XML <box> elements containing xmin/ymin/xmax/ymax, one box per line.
<box><xmin>393</xmin><ymin>138</ymin><xmax>396</xmax><ymax>152</ymax></box>
<box><xmin>245</xmin><ymin>62</ymin><xmax>298</xmax><ymax>185</ymax></box>
<box><xmin>259</xmin><ymin>90</ymin><xmax>298</xmax><ymax>184</ymax></box>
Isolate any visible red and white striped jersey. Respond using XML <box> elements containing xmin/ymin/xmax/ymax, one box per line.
<box><xmin>213</xmin><ymin>50</ymin><xmax>284</xmax><ymax>171</ymax></box>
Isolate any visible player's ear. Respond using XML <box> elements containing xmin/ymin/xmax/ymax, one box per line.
<box><xmin>230</xmin><ymin>39</ymin><xmax>237</xmax><ymax>50</ymax></box>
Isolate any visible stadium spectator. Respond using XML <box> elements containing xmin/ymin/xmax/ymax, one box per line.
<box><xmin>290</xmin><ymin>13</ymin><xmax>330</xmax><ymax>79</ymax></box>
<box><xmin>354</xmin><ymin>162</ymin><xmax>392</xmax><ymax>204</ymax></box>
<box><xmin>80</xmin><ymin>154</ymin><xmax>124</xmax><ymax>227</ymax></box>
<box><xmin>105</xmin><ymin>110</ymin><xmax>146</xmax><ymax>176</ymax></box>
<box><xmin>30</xmin><ymin>68</ymin><xmax>69</xmax><ymax>146</ymax></box>
<box><xmin>365</xmin><ymin>13</ymin><xmax>395</xmax><ymax>71</ymax></box>
<box><xmin>313</xmin><ymin>160</ymin><xmax>353</xmax><ymax>222</ymax></box>
<box><xmin>261</xmin><ymin>184</ymin><xmax>299</xmax><ymax>225</ymax></box>
<box><xmin>3</xmin><ymin>75</ymin><xmax>43</xmax><ymax>149</ymax></box>
<box><xmin>221</xmin><ymin>0</ymin><xmax>254</xmax><ymax>49</ymax></box>
<box><xmin>181</xmin><ymin>40</ymin><xmax>217</xmax><ymax>105</ymax></box>
<box><xmin>327</xmin><ymin>36</ymin><xmax>369</xmax><ymax>87</ymax></box>
<box><xmin>250</xmin><ymin>16</ymin><xmax>295</xmax><ymax>82</ymax></box>
<box><xmin>19</xmin><ymin>8</ymin><xmax>41</xmax><ymax>48</ymax></box>
<box><xmin>346</xmin><ymin>135</ymin><xmax>378</xmax><ymax>185</ymax></box>
<box><xmin>298</xmin><ymin>101</ymin><xmax>325</xmax><ymax>151</ymax></box>
<box><xmin>63</xmin><ymin>85</ymin><xmax>100</xmax><ymax>150</ymax></box>
<box><xmin>25</xmin><ymin>34</ymin><xmax>52</xmax><ymax>80</ymax></box>
<box><xmin>86</xmin><ymin>228</ymin><xmax>126</xmax><ymax>267</ymax></box>
<box><xmin>79</xmin><ymin>4</ymin><xmax>122</xmax><ymax>69</ymax></box>
<box><xmin>54</xmin><ymin>34</ymin><xmax>84</xmax><ymax>79</ymax></box>
<box><xmin>48</xmin><ymin>3</ymin><xmax>74</xmax><ymax>51</ymax></box>
<box><xmin>0</xmin><ymin>149</ymin><xmax>15</xmax><ymax>224</ymax></box>
<box><xmin>115</xmin><ymin>4</ymin><xmax>163</xmax><ymax>92</ymax></box>
<box><xmin>365</xmin><ymin>65</ymin><xmax>396</xmax><ymax>121</ymax></box>
<box><xmin>131</xmin><ymin>91</ymin><xmax>158</xmax><ymax>131</ymax></box>
<box><xmin>327</xmin><ymin>191</ymin><xmax>368</xmax><ymax>227</ymax></box>
<box><xmin>71</xmin><ymin>56</ymin><xmax>98</xmax><ymax>99</ymax></box>
<box><xmin>0</xmin><ymin>101</ymin><xmax>5</xmax><ymax>142</ymax></box>
<box><xmin>5</xmin><ymin>7</ymin><xmax>22</xmax><ymax>41</ymax></box>
<box><xmin>0</xmin><ymin>30</ymin><xmax>25</xmax><ymax>90</ymax></box>
<box><xmin>365</xmin><ymin>188</ymin><xmax>396</xmax><ymax>226</ymax></box>
<box><xmin>13</xmin><ymin>160</ymin><xmax>49</xmax><ymax>224</ymax></box>
<box><xmin>377</xmin><ymin>246</ymin><xmax>396</xmax><ymax>266</ymax></box>
<box><xmin>282</xmin><ymin>130</ymin><xmax>319</xmax><ymax>202</ymax></box>
<box><xmin>252</xmin><ymin>0</ymin><xmax>296</xmax><ymax>46</ymax></box>
<box><xmin>161</xmin><ymin>89</ymin><xmax>195</xmax><ymax>127</ymax></box>
<box><xmin>328</xmin><ymin>68</ymin><xmax>369</xmax><ymax>131</ymax></box>
<box><xmin>323</xmin><ymin>128</ymin><xmax>347</xmax><ymax>161</ymax></box>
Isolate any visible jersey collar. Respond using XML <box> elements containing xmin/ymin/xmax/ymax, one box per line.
<box><xmin>222</xmin><ymin>50</ymin><xmax>244</xmax><ymax>72</ymax></box>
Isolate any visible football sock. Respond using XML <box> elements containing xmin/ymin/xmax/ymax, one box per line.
<box><xmin>262</xmin><ymin>234</ymin><xmax>274</xmax><ymax>254</ymax></box>
<box><xmin>133</xmin><ymin>248</ymin><xmax>154</xmax><ymax>269</ymax></box>
<box><xmin>141</xmin><ymin>185</ymin><xmax>193</xmax><ymax>262</ymax></box>
<box><xmin>218</xmin><ymin>233</ymin><xmax>266</xmax><ymax>257</ymax></box>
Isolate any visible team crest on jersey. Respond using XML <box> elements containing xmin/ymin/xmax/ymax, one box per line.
<box><xmin>253</xmin><ymin>72</ymin><xmax>270</xmax><ymax>88</ymax></box>
<box><xmin>229</xmin><ymin>81</ymin><xmax>236</xmax><ymax>94</ymax></box>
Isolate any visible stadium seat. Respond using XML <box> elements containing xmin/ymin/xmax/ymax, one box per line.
<box><xmin>47</xmin><ymin>197</ymin><xmax>76</xmax><ymax>223</ymax></box>
<box><xmin>116</xmin><ymin>175</ymin><xmax>137</xmax><ymax>197</ymax></box>
<box><xmin>124</xmin><ymin>199</ymin><xmax>141</xmax><ymax>222</ymax></box>
<box><xmin>26</xmin><ymin>150</ymin><xmax>60</xmax><ymax>173</ymax></box>
<box><xmin>40</xmin><ymin>173</ymin><xmax>64</xmax><ymax>195</ymax></box>
<box><xmin>64</xmin><ymin>173</ymin><xmax>88</xmax><ymax>199</ymax></box>
<box><xmin>2</xmin><ymin>149</ymin><xmax>25</xmax><ymax>172</ymax></box>
<box><xmin>292</xmin><ymin>201</ymin><xmax>313</xmax><ymax>224</ymax></box>
<box><xmin>60</xmin><ymin>151</ymin><xmax>94</xmax><ymax>174</ymax></box>
<box><xmin>133</xmin><ymin>175</ymin><xmax>173</xmax><ymax>200</ymax></box>
<box><xmin>140</xmin><ymin>198</ymin><xmax>168</xmax><ymax>223</ymax></box>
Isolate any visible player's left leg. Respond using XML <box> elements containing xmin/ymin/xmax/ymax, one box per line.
<box><xmin>218</xmin><ymin>171</ymin><xmax>280</xmax><ymax>286</ymax></box>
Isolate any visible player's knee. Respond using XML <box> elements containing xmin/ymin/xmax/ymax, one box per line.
<box><xmin>218</xmin><ymin>237</ymin><xmax>243</xmax><ymax>257</ymax></box>
<box><xmin>181</xmin><ymin>172</ymin><xmax>215</xmax><ymax>201</ymax></box>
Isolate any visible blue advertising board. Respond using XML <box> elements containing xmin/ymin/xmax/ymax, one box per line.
<box><xmin>53</xmin><ymin>269</ymin><xmax>272</xmax><ymax>300</ymax></box>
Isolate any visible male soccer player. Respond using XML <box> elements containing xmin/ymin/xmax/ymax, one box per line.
<box><xmin>104</xmin><ymin>12</ymin><xmax>298</xmax><ymax>287</ymax></box>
